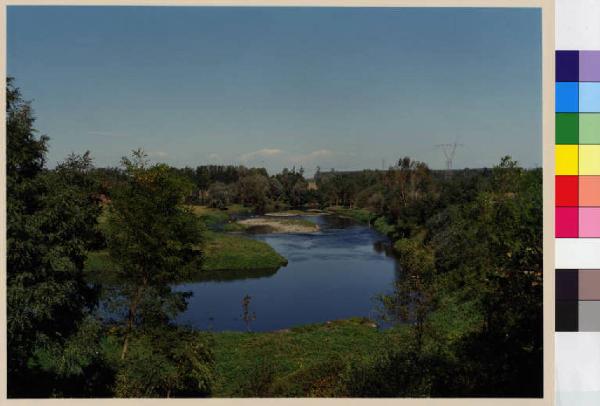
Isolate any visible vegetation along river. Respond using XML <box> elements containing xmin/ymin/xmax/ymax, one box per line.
<box><xmin>174</xmin><ymin>214</ymin><xmax>399</xmax><ymax>332</ymax></box>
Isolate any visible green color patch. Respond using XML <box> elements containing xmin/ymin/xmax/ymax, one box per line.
<box><xmin>580</xmin><ymin>113</ymin><xmax>600</xmax><ymax>144</ymax></box>
<box><xmin>556</xmin><ymin>113</ymin><xmax>579</xmax><ymax>144</ymax></box>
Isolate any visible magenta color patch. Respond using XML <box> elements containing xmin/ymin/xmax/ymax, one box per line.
<box><xmin>580</xmin><ymin>51</ymin><xmax>600</xmax><ymax>82</ymax></box>
<box><xmin>556</xmin><ymin>207</ymin><xmax>579</xmax><ymax>238</ymax></box>
<box><xmin>579</xmin><ymin>208</ymin><xmax>600</xmax><ymax>237</ymax></box>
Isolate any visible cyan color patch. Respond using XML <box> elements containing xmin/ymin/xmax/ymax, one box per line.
<box><xmin>556</xmin><ymin>82</ymin><xmax>579</xmax><ymax>112</ymax></box>
<box><xmin>580</xmin><ymin>83</ymin><xmax>600</xmax><ymax>113</ymax></box>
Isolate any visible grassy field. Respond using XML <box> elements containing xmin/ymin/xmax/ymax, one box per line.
<box><xmin>189</xmin><ymin>204</ymin><xmax>253</xmax><ymax>228</ymax></box>
<box><xmin>326</xmin><ymin>206</ymin><xmax>375</xmax><ymax>223</ymax></box>
<box><xmin>85</xmin><ymin>231</ymin><xmax>287</xmax><ymax>282</ymax></box>
<box><xmin>86</xmin><ymin>204</ymin><xmax>287</xmax><ymax>281</ymax></box>
<box><xmin>211</xmin><ymin>318</ymin><xmax>402</xmax><ymax>397</ymax></box>
<box><xmin>202</xmin><ymin>231</ymin><xmax>287</xmax><ymax>272</ymax></box>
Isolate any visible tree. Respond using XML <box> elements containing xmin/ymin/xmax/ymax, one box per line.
<box><xmin>7</xmin><ymin>78</ymin><xmax>102</xmax><ymax>396</ymax></box>
<box><xmin>103</xmin><ymin>149</ymin><xmax>205</xmax><ymax>359</ymax></box>
<box><xmin>114</xmin><ymin>326</ymin><xmax>214</xmax><ymax>397</ymax></box>
<box><xmin>380</xmin><ymin>238</ymin><xmax>436</xmax><ymax>350</ymax></box>
<box><xmin>207</xmin><ymin>181</ymin><xmax>234</xmax><ymax>209</ymax></box>
<box><xmin>237</xmin><ymin>173</ymin><xmax>270</xmax><ymax>213</ymax></box>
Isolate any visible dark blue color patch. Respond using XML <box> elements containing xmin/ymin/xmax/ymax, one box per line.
<box><xmin>556</xmin><ymin>50</ymin><xmax>579</xmax><ymax>82</ymax></box>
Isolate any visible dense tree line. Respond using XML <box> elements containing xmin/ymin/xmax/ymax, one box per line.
<box><xmin>346</xmin><ymin>157</ymin><xmax>542</xmax><ymax>397</ymax></box>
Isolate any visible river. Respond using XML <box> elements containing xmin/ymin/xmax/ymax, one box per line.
<box><xmin>174</xmin><ymin>214</ymin><xmax>399</xmax><ymax>332</ymax></box>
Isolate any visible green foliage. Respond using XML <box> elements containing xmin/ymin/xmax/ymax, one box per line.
<box><xmin>212</xmin><ymin>318</ymin><xmax>390</xmax><ymax>397</ymax></box>
<box><xmin>85</xmin><ymin>238</ymin><xmax>286</xmax><ymax>284</ymax></box>
<box><xmin>103</xmin><ymin>149</ymin><xmax>206</xmax><ymax>358</ymax></box>
<box><xmin>113</xmin><ymin>326</ymin><xmax>214</xmax><ymax>397</ymax></box>
<box><xmin>26</xmin><ymin>317</ymin><xmax>116</xmax><ymax>397</ymax></box>
<box><xmin>106</xmin><ymin>150</ymin><xmax>204</xmax><ymax>283</ymax></box>
<box><xmin>370</xmin><ymin>156</ymin><xmax>543</xmax><ymax>397</ymax></box>
<box><xmin>372</xmin><ymin>216</ymin><xmax>395</xmax><ymax>237</ymax></box>
<box><xmin>7</xmin><ymin>79</ymin><xmax>103</xmax><ymax>397</ymax></box>
<box><xmin>238</xmin><ymin>173</ymin><xmax>270</xmax><ymax>213</ymax></box>
<box><xmin>7</xmin><ymin>77</ymin><xmax>541</xmax><ymax>397</ymax></box>
<box><xmin>207</xmin><ymin>181</ymin><xmax>236</xmax><ymax>209</ymax></box>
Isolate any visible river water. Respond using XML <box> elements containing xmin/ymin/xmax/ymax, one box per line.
<box><xmin>174</xmin><ymin>214</ymin><xmax>399</xmax><ymax>332</ymax></box>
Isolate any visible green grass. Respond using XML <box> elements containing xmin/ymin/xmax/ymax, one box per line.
<box><xmin>221</xmin><ymin>222</ymin><xmax>248</xmax><ymax>232</ymax></box>
<box><xmin>85</xmin><ymin>232</ymin><xmax>287</xmax><ymax>282</ymax></box>
<box><xmin>211</xmin><ymin>318</ymin><xmax>402</xmax><ymax>397</ymax></box>
<box><xmin>189</xmin><ymin>205</ymin><xmax>255</xmax><ymax>230</ymax></box>
<box><xmin>202</xmin><ymin>232</ymin><xmax>287</xmax><ymax>272</ymax></box>
<box><xmin>85</xmin><ymin>204</ymin><xmax>287</xmax><ymax>282</ymax></box>
<box><xmin>326</xmin><ymin>206</ymin><xmax>375</xmax><ymax>224</ymax></box>
<box><xmin>190</xmin><ymin>206</ymin><xmax>230</xmax><ymax>227</ymax></box>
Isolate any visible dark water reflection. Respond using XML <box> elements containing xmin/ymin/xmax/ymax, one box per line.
<box><xmin>175</xmin><ymin>214</ymin><xmax>400</xmax><ymax>332</ymax></box>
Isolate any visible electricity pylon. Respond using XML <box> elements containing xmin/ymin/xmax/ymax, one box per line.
<box><xmin>435</xmin><ymin>142</ymin><xmax>463</xmax><ymax>171</ymax></box>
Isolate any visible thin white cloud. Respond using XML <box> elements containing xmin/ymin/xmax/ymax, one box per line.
<box><xmin>297</xmin><ymin>149</ymin><xmax>334</xmax><ymax>161</ymax></box>
<box><xmin>148</xmin><ymin>150</ymin><xmax>168</xmax><ymax>158</ymax></box>
<box><xmin>208</xmin><ymin>153</ymin><xmax>220</xmax><ymax>160</ymax></box>
<box><xmin>288</xmin><ymin>149</ymin><xmax>337</xmax><ymax>165</ymax></box>
<box><xmin>239</xmin><ymin>148</ymin><xmax>284</xmax><ymax>162</ymax></box>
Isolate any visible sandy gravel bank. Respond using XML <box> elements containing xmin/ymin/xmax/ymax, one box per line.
<box><xmin>238</xmin><ymin>217</ymin><xmax>320</xmax><ymax>233</ymax></box>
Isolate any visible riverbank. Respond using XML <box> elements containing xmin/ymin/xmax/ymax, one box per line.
<box><xmin>189</xmin><ymin>205</ymin><xmax>289</xmax><ymax>273</ymax></box>
<box><xmin>326</xmin><ymin>206</ymin><xmax>395</xmax><ymax>237</ymax></box>
<box><xmin>264</xmin><ymin>209</ymin><xmax>325</xmax><ymax>217</ymax></box>
<box><xmin>237</xmin><ymin>217</ymin><xmax>320</xmax><ymax>233</ymax></box>
<box><xmin>202</xmin><ymin>231</ymin><xmax>288</xmax><ymax>272</ymax></box>
<box><xmin>84</xmin><ymin>231</ymin><xmax>287</xmax><ymax>282</ymax></box>
<box><xmin>212</xmin><ymin>318</ymin><xmax>402</xmax><ymax>397</ymax></box>
<box><xmin>189</xmin><ymin>204</ymin><xmax>253</xmax><ymax>229</ymax></box>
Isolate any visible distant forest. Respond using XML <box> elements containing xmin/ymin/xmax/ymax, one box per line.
<box><xmin>8</xmin><ymin>78</ymin><xmax>543</xmax><ymax>397</ymax></box>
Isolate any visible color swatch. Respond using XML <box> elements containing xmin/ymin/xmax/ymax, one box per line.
<box><xmin>555</xmin><ymin>50</ymin><xmax>600</xmax><ymax>238</ymax></box>
<box><xmin>556</xmin><ymin>269</ymin><xmax>600</xmax><ymax>331</ymax></box>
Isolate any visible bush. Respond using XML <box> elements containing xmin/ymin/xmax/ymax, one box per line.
<box><xmin>114</xmin><ymin>326</ymin><xmax>214</xmax><ymax>397</ymax></box>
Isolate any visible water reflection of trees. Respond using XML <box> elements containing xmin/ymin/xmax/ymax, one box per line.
<box><xmin>372</xmin><ymin>240</ymin><xmax>403</xmax><ymax>281</ymax></box>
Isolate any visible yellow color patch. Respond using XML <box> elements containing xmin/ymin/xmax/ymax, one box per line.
<box><xmin>556</xmin><ymin>145</ymin><xmax>579</xmax><ymax>175</ymax></box>
<box><xmin>580</xmin><ymin>145</ymin><xmax>600</xmax><ymax>175</ymax></box>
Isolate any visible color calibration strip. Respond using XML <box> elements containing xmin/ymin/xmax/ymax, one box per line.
<box><xmin>555</xmin><ymin>50</ymin><xmax>600</xmax><ymax>238</ymax></box>
<box><xmin>556</xmin><ymin>269</ymin><xmax>600</xmax><ymax>331</ymax></box>
<box><xmin>555</xmin><ymin>2</ymin><xmax>600</xmax><ymax>405</ymax></box>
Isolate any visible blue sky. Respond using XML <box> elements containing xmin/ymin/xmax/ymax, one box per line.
<box><xmin>8</xmin><ymin>7</ymin><xmax>541</xmax><ymax>175</ymax></box>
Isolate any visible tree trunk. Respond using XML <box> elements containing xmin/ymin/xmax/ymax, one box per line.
<box><xmin>121</xmin><ymin>285</ymin><xmax>144</xmax><ymax>360</ymax></box>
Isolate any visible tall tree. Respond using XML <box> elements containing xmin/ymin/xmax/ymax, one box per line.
<box><xmin>7</xmin><ymin>78</ymin><xmax>102</xmax><ymax>396</ymax></box>
<box><xmin>103</xmin><ymin>149</ymin><xmax>204</xmax><ymax>359</ymax></box>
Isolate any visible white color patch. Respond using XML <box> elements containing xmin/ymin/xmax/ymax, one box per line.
<box><xmin>556</xmin><ymin>239</ymin><xmax>600</xmax><ymax>269</ymax></box>
<box><xmin>556</xmin><ymin>333</ymin><xmax>600</xmax><ymax>396</ymax></box>
<box><xmin>556</xmin><ymin>0</ymin><xmax>600</xmax><ymax>50</ymax></box>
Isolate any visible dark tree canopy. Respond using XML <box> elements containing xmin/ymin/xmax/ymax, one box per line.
<box><xmin>6</xmin><ymin>79</ymin><xmax>103</xmax><ymax>396</ymax></box>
